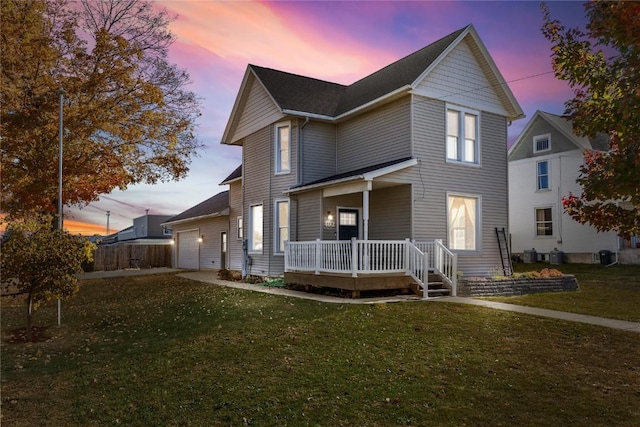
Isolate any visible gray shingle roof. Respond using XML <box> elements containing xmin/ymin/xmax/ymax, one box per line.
<box><xmin>220</xmin><ymin>165</ymin><xmax>242</xmax><ymax>184</ymax></box>
<box><xmin>291</xmin><ymin>156</ymin><xmax>414</xmax><ymax>189</ymax></box>
<box><xmin>251</xmin><ymin>26</ymin><xmax>468</xmax><ymax>118</ymax></box>
<box><xmin>164</xmin><ymin>191</ymin><xmax>229</xmax><ymax>224</ymax></box>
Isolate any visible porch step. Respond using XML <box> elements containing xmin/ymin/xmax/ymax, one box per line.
<box><xmin>425</xmin><ymin>281</ymin><xmax>451</xmax><ymax>297</ymax></box>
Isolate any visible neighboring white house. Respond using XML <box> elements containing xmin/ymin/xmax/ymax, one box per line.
<box><xmin>508</xmin><ymin>110</ymin><xmax>620</xmax><ymax>264</ymax></box>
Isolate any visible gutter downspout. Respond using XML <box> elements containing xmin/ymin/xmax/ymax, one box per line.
<box><xmin>298</xmin><ymin>117</ymin><xmax>309</xmax><ymax>186</ymax></box>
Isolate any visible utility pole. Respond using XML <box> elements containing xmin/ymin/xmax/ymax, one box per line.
<box><xmin>57</xmin><ymin>87</ymin><xmax>64</xmax><ymax>326</ymax></box>
<box><xmin>106</xmin><ymin>211</ymin><xmax>111</xmax><ymax>235</ymax></box>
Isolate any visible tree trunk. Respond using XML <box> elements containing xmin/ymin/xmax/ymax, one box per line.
<box><xmin>26</xmin><ymin>291</ymin><xmax>33</xmax><ymax>342</ymax></box>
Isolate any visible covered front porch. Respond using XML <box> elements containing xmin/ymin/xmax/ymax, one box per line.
<box><xmin>284</xmin><ymin>239</ymin><xmax>457</xmax><ymax>298</ymax></box>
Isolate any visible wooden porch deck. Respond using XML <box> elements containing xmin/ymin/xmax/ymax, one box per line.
<box><xmin>284</xmin><ymin>271</ymin><xmax>422</xmax><ymax>298</ymax></box>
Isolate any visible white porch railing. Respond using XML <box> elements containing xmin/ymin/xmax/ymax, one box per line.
<box><xmin>285</xmin><ymin>238</ymin><xmax>457</xmax><ymax>297</ymax></box>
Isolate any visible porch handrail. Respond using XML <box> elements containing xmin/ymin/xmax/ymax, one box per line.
<box><xmin>433</xmin><ymin>239</ymin><xmax>457</xmax><ymax>297</ymax></box>
<box><xmin>405</xmin><ymin>240</ymin><xmax>429</xmax><ymax>298</ymax></box>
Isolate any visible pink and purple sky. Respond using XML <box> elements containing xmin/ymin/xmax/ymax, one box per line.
<box><xmin>66</xmin><ymin>0</ymin><xmax>588</xmax><ymax>235</ymax></box>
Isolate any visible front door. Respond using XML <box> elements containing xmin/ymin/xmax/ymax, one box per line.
<box><xmin>220</xmin><ymin>232</ymin><xmax>227</xmax><ymax>269</ymax></box>
<box><xmin>338</xmin><ymin>208</ymin><xmax>360</xmax><ymax>240</ymax></box>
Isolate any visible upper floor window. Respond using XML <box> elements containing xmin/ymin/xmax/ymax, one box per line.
<box><xmin>447</xmin><ymin>194</ymin><xmax>479</xmax><ymax>251</ymax></box>
<box><xmin>537</xmin><ymin>160</ymin><xmax>549</xmax><ymax>190</ymax></box>
<box><xmin>274</xmin><ymin>199</ymin><xmax>289</xmax><ymax>254</ymax></box>
<box><xmin>447</xmin><ymin>106</ymin><xmax>479</xmax><ymax>165</ymax></box>
<box><xmin>275</xmin><ymin>122</ymin><xmax>290</xmax><ymax>174</ymax></box>
<box><xmin>535</xmin><ymin>207</ymin><xmax>553</xmax><ymax>236</ymax></box>
<box><xmin>533</xmin><ymin>134</ymin><xmax>551</xmax><ymax>153</ymax></box>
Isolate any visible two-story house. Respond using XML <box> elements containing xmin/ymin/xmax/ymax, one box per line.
<box><xmin>508</xmin><ymin>110</ymin><xmax>620</xmax><ymax>263</ymax></box>
<box><xmin>168</xmin><ymin>24</ymin><xmax>524</xmax><ymax>296</ymax></box>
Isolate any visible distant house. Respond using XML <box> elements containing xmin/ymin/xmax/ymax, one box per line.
<box><xmin>100</xmin><ymin>214</ymin><xmax>174</xmax><ymax>245</ymax></box>
<box><xmin>508</xmin><ymin>110</ymin><xmax>621</xmax><ymax>263</ymax></box>
<box><xmin>168</xmin><ymin>24</ymin><xmax>525</xmax><ymax>296</ymax></box>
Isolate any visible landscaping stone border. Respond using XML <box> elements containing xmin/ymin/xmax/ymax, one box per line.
<box><xmin>458</xmin><ymin>275</ymin><xmax>579</xmax><ymax>297</ymax></box>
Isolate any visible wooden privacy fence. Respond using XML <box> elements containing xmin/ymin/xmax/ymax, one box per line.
<box><xmin>93</xmin><ymin>244</ymin><xmax>172</xmax><ymax>271</ymax></box>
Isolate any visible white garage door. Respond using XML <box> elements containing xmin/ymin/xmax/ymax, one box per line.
<box><xmin>177</xmin><ymin>230</ymin><xmax>199</xmax><ymax>269</ymax></box>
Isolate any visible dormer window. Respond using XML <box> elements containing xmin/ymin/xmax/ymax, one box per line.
<box><xmin>533</xmin><ymin>134</ymin><xmax>551</xmax><ymax>153</ymax></box>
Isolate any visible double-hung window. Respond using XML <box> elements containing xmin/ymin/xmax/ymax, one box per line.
<box><xmin>447</xmin><ymin>194</ymin><xmax>479</xmax><ymax>251</ymax></box>
<box><xmin>249</xmin><ymin>205</ymin><xmax>263</xmax><ymax>252</ymax></box>
<box><xmin>537</xmin><ymin>160</ymin><xmax>549</xmax><ymax>190</ymax></box>
<box><xmin>275</xmin><ymin>122</ymin><xmax>290</xmax><ymax>174</ymax></box>
<box><xmin>447</xmin><ymin>106</ymin><xmax>479</xmax><ymax>165</ymax></box>
<box><xmin>237</xmin><ymin>216</ymin><xmax>243</xmax><ymax>240</ymax></box>
<box><xmin>535</xmin><ymin>207</ymin><xmax>553</xmax><ymax>236</ymax></box>
<box><xmin>274</xmin><ymin>199</ymin><xmax>289</xmax><ymax>254</ymax></box>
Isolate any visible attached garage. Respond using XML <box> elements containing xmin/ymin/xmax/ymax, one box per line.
<box><xmin>177</xmin><ymin>230</ymin><xmax>200</xmax><ymax>269</ymax></box>
<box><xmin>162</xmin><ymin>191</ymin><xmax>231</xmax><ymax>271</ymax></box>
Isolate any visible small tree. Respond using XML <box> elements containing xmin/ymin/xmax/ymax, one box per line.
<box><xmin>542</xmin><ymin>1</ymin><xmax>640</xmax><ymax>238</ymax></box>
<box><xmin>1</xmin><ymin>216</ymin><xmax>95</xmax><ymax>341</ymax></box>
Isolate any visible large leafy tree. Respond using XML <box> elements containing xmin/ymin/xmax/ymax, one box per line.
<box><xmin>542</xmin><ymin>1</ymin><xmax>640</xmax><ymax>238</ymax></box>
<box><xmin>1</xmin><ymin>0</ymin><xmax>202</xmax><ymax>221</ymax></box>
<box><xmin>1</xmin><ymin>215</ymin><xmax>95</xmax><ymax>341</ymax></box>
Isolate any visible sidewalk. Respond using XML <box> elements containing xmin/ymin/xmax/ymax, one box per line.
<box><xmin>179</xmin><ymin>271</ymin><xmax>640</xmax><ymax>334</ymax></box>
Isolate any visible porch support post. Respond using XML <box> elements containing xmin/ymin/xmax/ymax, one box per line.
<box><xmin>404</xmin><ymin>238</ymin><xmax>411</xmax><ymax>276</ymax></box>
<box><xmin>315</xmin><ymin>238</ymin><xmax>320</xmax><ymax>275</ymax></box>
<box><xmin>363</xmin><ymin>189</ymin><xmax>370</xmax><ymax>241</ymax></box>
<box><xmin>351</xmin><ymin>237</ymin><xmax>358</xmax><ymax>277</ymax></box>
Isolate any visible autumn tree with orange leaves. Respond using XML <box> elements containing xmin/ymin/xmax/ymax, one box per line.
<box><xmin>1</xmin><ymin>0</ymin><xmax>202</xmax><ymax>222</ymax></box>
<box><xmin>542</xmin><ymin>1</ymin><xmax>640</xmax><ymax>238</ymax></box>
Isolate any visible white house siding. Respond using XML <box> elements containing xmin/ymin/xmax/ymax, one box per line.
<box><xmin>336</xmin><ymin>97</ymin><xmax>412</xmax><ymax>174</ymax></box>
<box><xmin>509</xmin><ymin>151</ymin><xmax>618</xmax><ymax>260</ymax></box>
<box><xmin>233</xmin><ymin>74</ymin><xmax>286</xmax><ymax>143</ymax></box>
<box><xmin>301</xmin><ymin>121</ymin><xmax>337</xmax><ymax>184</ymax></box>
<box><xmin>228</xmin><ymin>180</ymin><xmax>244</xmax><ymax>271</ymax></box>
<box><xmin>415</xmin><ymin>38</ymin><xmax>508</xmax><ymax>118</ymax></box>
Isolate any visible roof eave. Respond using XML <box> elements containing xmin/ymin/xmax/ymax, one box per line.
<box><xmin>162</xmin><ymin>208</ymin><xmax>230</xmax><ymax>226</ymax></box>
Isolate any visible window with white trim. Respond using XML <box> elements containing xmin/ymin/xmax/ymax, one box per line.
<box><xmin>447</xmin><ymin>106</ymin><xmax>479</xmax><ymax>164</ymax></box>
<box><xmin>533</xmin><ymin>134</ymin><xmax>551</xmax><ymax>153</ymax></box>
<box><xmin>535</xmin><ymin>207</ymin><xmax>553</xmax><ymax>236</ymax></box>
<box><xmin>275</xmin><ymin>122</ymin><xmax>290</xmax><ymax>173</ymax></box>
<box><xmin>274</xmin><ymin>199</ymin><xmax>289</xmax><ymax>253</ymax></box>
<box><xmin>447</xmin><ymin>195</ymin><xmax>478</xmax><ymax>251</ymax></box>
<box><xmin>537</xmin><ymin>160</ymin><xmax>549</xmax><ymax>190</ymax></box>
<box><xmin>237</xmin><ymin>216</ymin><xmax>243</xmax><ymax>239</ymax></box>
<box><xmin>249</xmin><ymin>205</ymin><xmax>263</xmax><ymax>252</ymax></box>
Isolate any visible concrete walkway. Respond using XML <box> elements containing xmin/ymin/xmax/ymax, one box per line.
<box><xmin>438</xmin><ymin>297</ymin><xmax>640</xmax><ymax>334</ymax></box>
<box><xmin>78</xmin><ymin>269</ymin><xmax>640</xmax><ymax>334</ymax></box>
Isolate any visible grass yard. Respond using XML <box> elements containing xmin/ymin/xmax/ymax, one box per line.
<box><xmin>487</xmin><ymin>263</ymin><xmax>640</xmax><ymax>322</ymax></box>
<box><xmin>2</xmin><ymin>272</ymin><xmax>639</xmax><ymax>426</ymax></box>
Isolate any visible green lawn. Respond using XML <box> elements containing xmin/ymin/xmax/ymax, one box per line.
<box><xmin>485</xmin><ymin>263</ymin><xmax>640</xmax><ymax>322</ymax></box>
<box><xmin>2</xmin><ymin>272</ymin><xmax>639</xmax><ymax>426</ymax></box>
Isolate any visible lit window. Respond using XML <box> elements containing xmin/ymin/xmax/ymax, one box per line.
<box><xmin>537</xmin><ymin>160</ymin><xmax>549</xmax><ymax>190</ymax></box>
<box><xmin>534</xmin><ymin>134</ymin><xmax>551</xmax><ymax>152</ymax></box>
<box><xmin>275</xmin><ymin>123</ymin><xmax>290</xmax><ymax>173</ymax></box>
<box><xmin>535</xmin><ymin>208</ymin><xmax>553</xmax><ymax>236</ymax></box>
<box><xmin>237</xmin><ymin>216</ymin><xmax>243</xmax><ymax>239</ymax></box>
<box><xmin>249</xmin><ymin>205</ymin><xmax>263</xmax><ymax>252</ymax></box>
<box><xmin>274</xmin><ymin>200</ymin><xmax>289</xmax><ymax>253</ymax></box>
<box><xmin>447</xmin><ymin>107</ymin><xmax>479</xmax><ymax>164</ymax></box>
<box><xmin>448</xmin><ymin>195</ymin><xmax>478</xmax><ymax>250</ymax></box>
